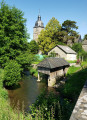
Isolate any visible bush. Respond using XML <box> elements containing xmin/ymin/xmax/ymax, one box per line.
<box><xmin>3</xmin><ymin>60</ymin><xmax>22</xmax><ymax>86</ymax></box>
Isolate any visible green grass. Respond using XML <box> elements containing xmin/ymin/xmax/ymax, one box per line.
<box><xmin>67</xmin><ymin>66</ymin><xmax>81</xmax><ymax>75</ymax></box>
<box><xmin>67</xmin><ymin>60</ymin><xmax>77</xmax><ymax>63</ymax></box>
<box><xmin>81</xmin><ymin>61</ymin><xmax>87</xmax><ymax>67</ymax></box>
<box><xmin>55</xmin><ymin>65</ymin><xmax>87</xmax><ymax>120</ymax></box>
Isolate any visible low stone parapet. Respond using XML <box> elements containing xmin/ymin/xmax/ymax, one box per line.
<box><xmin>70</xmin><ymin>80</ymin><xmax>87</xmax><ymax>120</ymax></box>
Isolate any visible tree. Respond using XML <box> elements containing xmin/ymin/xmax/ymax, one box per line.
<box><xmin>3</xmin><ymin>60</ymin><xmax>22</xmax><ymax>86</ymax></box>
<box><xmin>0</xmin><ymin>1</ymin><xmax>29</xmax><ymax>67</ymax></box>
<box><xmin>38</xmin><ymin>17</ymin><xmax>61</xmax><ymax>54</ymax></box>
<box><xmin>83</xmin><ymin>34</ymin><xmax>87</xmax><ymax>40</ymax></box>
<box><xmin>16</xmin><ymin>52</ymin><xmax>34</xmax><ymax>71</ymax></box>
<box><xmin>29</xmin><ymin>40</ymin><xmax>39</xmax><ymax>54</ymax></box>
<box><xmin>72</xmin><ymin>43</ymin><xmax>83</xmax><ymax>53</ymax></box>
<box><xmin>62</xmin><ymin>20</ymin><xmax>79</xmax><ymax>43</ymax></box>
<box><xmin>71</xmin><ymin>43</ymin><xmax>84</xmax><ymax>59</ymax></box>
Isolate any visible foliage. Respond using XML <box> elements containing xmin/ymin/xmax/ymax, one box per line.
<box><xmin>0</xmin><ymin>1</ymin><xmax>29</xmax><ymax>67</ymax></box>
<box><xmin>62</xmin><ymin>20</ymin><xmax>78</xmax><ymax>33</ymax></box>
<box><xmin>53</xmin><ymin>31</ymin><xmax>68</xmax><ymax>44</ymax></box>
<box><xmin>71</xmin><ymin>43</ymin><xmax>87</xmax><ymax>60</ymax></box>
<box><xmin>81</xmin><ymin>61</ymin><xmax>87</xmax><ymax>67</ymax></box>
<box><xmin>72</xmin><ymin>43</ymin><xmax>87</xmax><ymax>61</ymax></box>
<box><xmin>3</xmin><ymin>60</ymin><xmax>22</xmax><ymax>86</ymax></box>
<box><xmin>38</xmin><ymin>18</ymin><xmax>79</xmax><ymax>54</ymax></box>
<box><xmin>72</xmin><ymin>43</ymin><xmax>83</xmax><ymax>53</ymax></box>
<box><xmin>48</xmin><ymin>51</ymin><xmax>57</xmax><ymax>57</ymax></box>
<box><xmin>81</xmin><ymin>51</ymin><xmax>87</xmax><ymax>61</ymax></box>
<box><xmin>62</xmin><ymin>20</ymin><xmax>79</xmax><ymax>43</ymax></box>
<box><xmin>16</xmin><ymin>52</ymin><xmax>34</xmax><ymax>72</ymax></box>
<box><xmin>29</xmin><ymin>67</ymin><xmax>38</xmax><ymax>77</ymax></box>
<box><xmin>29</xmin><ymin>40</ymin><xmax>39</xmax><ymax>54</ymax></box>
<box><xmin>63</xmin><ymin>68</ymin><xmax>87</xmax><ymax>101</ymax></box>
<box><xmin>67</xmin><ymin>66</ymin><xmax>81</xmax><ymax>75</ymax></box>
<box><xmin>83</xmin><ymin>34</ymin><xmax>87</xmax><ymax>40</ymax></box>
<box><xmin>38</xmin><ymin>17</ymin><xmax>61</xmax><ymax>54</ymax></box>
<box><xmin>30</xmin><ymin>90</ymin><xmax>62</xmax><ymax>120</ymax></box>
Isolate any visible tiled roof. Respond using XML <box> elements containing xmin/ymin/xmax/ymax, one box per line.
<box><xmin>37</xmin><ymin>57</ymin><xmax>69</xmax><ymax>69</ymax></box>
<box><xmin>58</xmin><ymin>45</ymin><xmax>76</xmax><ymax>54</ymax></box>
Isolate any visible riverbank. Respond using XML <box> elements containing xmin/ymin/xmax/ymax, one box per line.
<box><xmin>0</xmin><ymin>62</ymin><xmax>87</xmax><ymax>120</ymax></box>
<box><xmin>0</xmin><ymin>68</ymin><xmax>58</xmax><ymax>120</ymax></box>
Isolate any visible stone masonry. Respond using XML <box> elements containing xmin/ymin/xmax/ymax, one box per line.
<box><xmin>70</xmin><ymin>80</ymin><xmax>87</xmax><ymax>120</ymax></box>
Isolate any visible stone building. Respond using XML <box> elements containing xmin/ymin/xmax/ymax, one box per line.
<box><xmin>33</xmin><ymin>14</ymin><xmax>44</xmax><ymax>42</ymax></box>
<box><xmin>82</xmin><ymin>40</ymin><xmax>87</xmax><ymax>52</ymax></box>
<box><xmin>37</xmin><ymin>57</ymin><xmax>69</xmax><ymax>87</ymax></box>
<box><xmin>48</xmin><ymin>45</ymin><xmax>77</xmax><ymax>61</ymax></box>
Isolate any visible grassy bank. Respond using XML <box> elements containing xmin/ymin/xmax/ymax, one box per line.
<box><xmin>59</xmin><ymin>65</ymin><xmax>87</xmax><ymax>119</ymax></box>
<box><xmin>0</xmin><ymin>62</ymin><xmax>87</xmax><ymax>120</ymax></box>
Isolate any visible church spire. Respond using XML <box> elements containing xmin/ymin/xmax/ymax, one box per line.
<box><xmin>38</xmin><ymin>9</ymin><xmax>41</xmax><ymax>21</ymax></box>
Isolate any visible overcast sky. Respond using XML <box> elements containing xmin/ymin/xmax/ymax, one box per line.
<box><xmin>1</xmin><ymin>0</ymin><xmax>87</xmax><ymax>41</ymax></box>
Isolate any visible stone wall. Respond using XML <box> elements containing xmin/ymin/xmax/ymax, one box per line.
<box><xmin>33</xmin><ymin>27</ymin><xmax>44</xmax><ymax>42</ymax></box>
<box><xmin>48</xmin><ymin>46</ymin><xmax>67</xmax><ymax>59</ymax></box>
<box><xmin>70</xmin><ymin>80</ymin><xmax>87</xmax><ymax>120</ymax></box>
<box><xmin>82</xmin><ymin>45</ymin><xmax>87</xmax><ymax>52</ymax></box>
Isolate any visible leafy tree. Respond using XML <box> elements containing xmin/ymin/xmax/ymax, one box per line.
<box><xmin>71</xmin><ymin>43</ymin><xmax>85</xmax><ymax>59</ymax></box>
<box><xmin>38</xmin><ymin>17</ymin><xmax>61</xmax><ymax>54</ymax></box>
<box><xmin>16</xmin><ymin>52</ymin><xmax>34</xmax><ymax>71</ymax></box>
<box><xmin>83</xmin><ymin>34</ymin><xmax>87</xmax><ymax>40</ymax></box>
<box><xmin>3</xmin><ymin>60</ymin><xmax>22</xmax><ymax>86</ymax></box>
<box><xmin>29</xmin><ymin>40</ymin><xmax>39</xmax><ymax>54</ymax></box>
<box><xmin>72</xmin><ymin>43</ymin><xmax>82</xmax><ymax>53</ymax></box>
<box><xmin>62</xmin><ymin>20</ymin><xmax>79</xmax><ymax>43</ymax></box>
<box><xmin>53</xmin><ymin>30</ymin><xmax>68</xmax><ymax>44</ymax></box>
<box><xmin>0</xmin><ymin>1</ymin><xmax>29</xmax><ymax>67</ymax></box>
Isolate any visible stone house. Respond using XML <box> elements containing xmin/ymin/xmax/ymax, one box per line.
<box><xmin>82</xmin><ymin>40</ymin><xmax>87</xmax><ymax>52</ymax></box>
<box><xmin>48</xmin><ymin>45</ymin><xmax>77</xmax><ymax>61</ymax></box>
<box><xmin>37</xmin><ymin>57</ymin><xmax>69</xmax><ymax>87</ymax></box>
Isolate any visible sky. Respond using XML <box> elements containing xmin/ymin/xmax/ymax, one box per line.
<box><xmin>0</xmin><ymin>0</ymin><xmax>87</xmax><ymax>41</ymax></box>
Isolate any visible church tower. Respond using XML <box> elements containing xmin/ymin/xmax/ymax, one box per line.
<box><xmin>33</xmin><ymin>14</ymin><xmax>44</xmax><ymax>42</ymax></box>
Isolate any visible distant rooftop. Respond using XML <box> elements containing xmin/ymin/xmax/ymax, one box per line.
<box><xmin>37</xmin><ymin>57</ymin><xmax>69</xmax><ymax>69</ymax></box>
<box><xmin>82</xmin><ymin>40</ymin><xmax>87</xmax><ymax>45</ymax></box>
<box><xmin>58</xmin><ymin>45</ymin><xmax>76</xmax><ymax>54</ymax></box>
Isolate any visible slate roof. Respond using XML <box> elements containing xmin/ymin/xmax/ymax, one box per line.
<box><xmin>37</xmin><ymin>57</ymin><xmax>69</xmax><ymax>69</ymax></box>
<box><xmin>34</xmin><ymin>15</ymin><xmax>44</xmax><ymax>28</ymax></box>
<box><xmin>82</xmin><ymin>40</ymin><xmax>87</xmax><ymax>45</ymax></box>
<box><xmin>57</xmin><ymin>45</ymin><xmax>76</xmax><ymax>54</ymax></box>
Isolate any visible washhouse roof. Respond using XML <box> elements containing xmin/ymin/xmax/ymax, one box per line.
<box><xmin>37</xmin><ymin>57</ymin><xmax>69</xmax><ymax>69</ymax></box>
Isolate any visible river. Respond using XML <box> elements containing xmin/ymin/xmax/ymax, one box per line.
<box><xmin>7</xmin><ymin>72</ymin><xmax>56</xmax><ymax>112</ymax></box>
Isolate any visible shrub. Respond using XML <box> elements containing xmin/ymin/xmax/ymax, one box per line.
<box><xmin>3</xmin><ymin>60</ymin><xmax>22</xmax><ymax>86</ymax></box>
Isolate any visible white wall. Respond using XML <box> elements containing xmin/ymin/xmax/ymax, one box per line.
<box><xmin>67</xmin><ymin>54</ymin><xmax>77</xmax><ymax>60</ymax></box>
<box><xmin>48</xmin><ymin>46</ymin><xmax>77</xmax><ymax>61</ymax></box>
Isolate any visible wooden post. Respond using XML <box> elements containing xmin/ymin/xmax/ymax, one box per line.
<box><xmin>82</xmin><ymin>56</ymin><xmax>83</xmax><ymax>62</ymax></box>
<box><xmin>37</xmin><ymin>72</ymin><xmax>41</xmax><ymax>82</ymax></box>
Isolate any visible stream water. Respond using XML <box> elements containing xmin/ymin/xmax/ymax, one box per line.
<box><xmin>7</xmin><ymin>72</ymin><xmax>56</xmax><ymax>112</ymax></box>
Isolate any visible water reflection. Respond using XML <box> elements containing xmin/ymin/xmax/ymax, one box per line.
<box><xmin>7</xmin><ymin>74</ymin><xmax>48</xmax><ymax>112</ymax></box>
